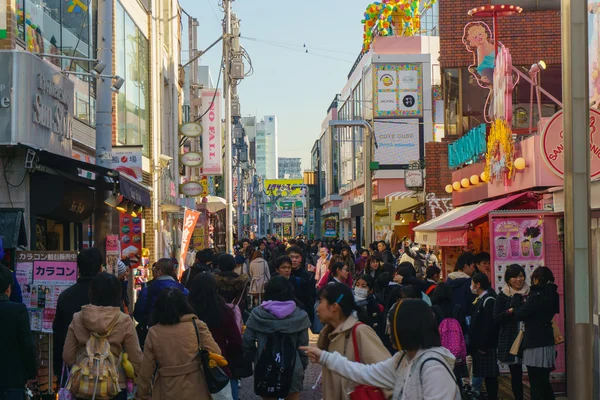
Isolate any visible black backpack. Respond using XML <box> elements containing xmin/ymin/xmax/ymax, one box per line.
<box><xmin>254</xmin><ymin>332</ymin><xmax>297</xmax><ymax>398</ymax></box>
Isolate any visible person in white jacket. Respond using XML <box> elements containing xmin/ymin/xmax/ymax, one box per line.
<box><xmin>301</xmin><ymin>299</ymin><xmax>461</xmax><ymax>400</ymax></box>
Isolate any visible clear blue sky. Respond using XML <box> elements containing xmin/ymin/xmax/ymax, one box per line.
<box><xmin>178</xmin><ymin>0</ymin><xmax>369</xmax><ymax>171</ymax></box>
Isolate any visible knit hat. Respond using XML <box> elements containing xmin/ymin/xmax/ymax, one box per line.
<box><xmin>117</xmin><ymin>260</ymin><xmax>128</xmax><ymax>277</ymax></box>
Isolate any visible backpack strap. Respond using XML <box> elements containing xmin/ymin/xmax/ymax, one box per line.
<box><xmin>482</xmin><ymin>296</ymin><xmax>495</xmax><ymax>309</ymax></box>
<box><xmin>425</xmin><ymin>284</ymin><xmax>436</xmax><ymax>296</ymax></box>
<box><xmin>351</xmin><ymin>323</ymin><xmax>363</xmax><ymax>363</ymax></box>
<box><xmin>419</xmin><ymin>357</ymin><xmax>460</xmax><ymax>394</ymax></box>
<box><xmin>432</xmin><ymin>304</ymin><xmax>444</xmax><ymax>320</ymax></box>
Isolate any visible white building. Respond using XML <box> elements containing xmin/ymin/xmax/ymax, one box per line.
<box><xmin>253</xmin><ymin>115</ymin><xmax>278</xmax><ymax>179</ymax></box>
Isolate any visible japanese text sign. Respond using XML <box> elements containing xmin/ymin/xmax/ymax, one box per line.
<box><xmin>33</xmin><ymin>261</ymin><xmax>77</xmax><ymax>284</ymax></box>
<box><xmin>179</xmin><ymin>208</ymin><xmax>201</xmax><ymax>275</ymax></box>
<box><xmin>112</xmin><ymin>145</ymin><xmax>143</xmax><ymax>182</ymax></box>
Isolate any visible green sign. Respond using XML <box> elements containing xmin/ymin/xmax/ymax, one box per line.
<box><xmin>278</xmin><ymin>200</ymin><xmax>303</xmax><ymax>208</ymax></box>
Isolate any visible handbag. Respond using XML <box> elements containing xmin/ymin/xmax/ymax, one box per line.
<box><xmin>192</xmin><ymin>318</ymin><xmax>230</xmax><ymax>394</ymax></box>
<box><xmin>552</xmin><ymin>318</ymin><xmax>564</xmax><ymax>345</ymax></box>
<box><xmin>57</xmin><ymin>364</ymin><xmax>74</xmax><ymax>400</ymax></box>
<box><xmin>509</xmin><ymin>324</ymin><xmax>524</xmax><ymax>356</ymax></box>
<box><xmin>349</xmin><ymin>323</ymin><xmax>387</xmax><ymax>400</ymax></box>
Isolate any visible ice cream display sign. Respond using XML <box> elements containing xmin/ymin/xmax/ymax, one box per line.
<box><xmin>492</xmin><ymin>217</ymin><xmax>545</xmax><ymax>291</ymax></box>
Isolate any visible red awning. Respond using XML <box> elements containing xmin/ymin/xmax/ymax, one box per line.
<box><xmin>436</xmin><ymin>192</ymin><xmax>536</xmax><ymax>232</ymax></box>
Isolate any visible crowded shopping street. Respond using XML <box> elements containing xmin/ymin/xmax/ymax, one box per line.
<box><xmin>0</xmin><ymin>0</ymin><xmax>597</xmax><ymax>399</ymax></box>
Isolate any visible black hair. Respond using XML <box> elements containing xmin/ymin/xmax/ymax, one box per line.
<box><xmin>396</xmin><ymin>262</ymin><xmax>416</xmax><ymax>279</ymax></box>
<box><xmin>156</xmin><ymin>258</ymin><xmax>176</xmax><ymax>278</ymax></box>
<box><xmin>89</xmin><ymin>272</ymin><xmax>122</xmax><ymax>307</ymax></box>
<box><xmin>390</xmin><ymin>299</ymin><xmax>441</xmax><ymax>351</ymax></box>
<box><xmin>382</xmin><ymin>262</ymin><xmax>395</xmax><ymax>275</ymax></box>
<box><xmin>196</xmin><ymin>249</ymin><xmax>210</xmax><ymax>263</ymax></box>
<box><xmin>317</xmin><ymin>282</ymin><xmax>356</xmax><ymax>318</ymax></box>
<box><xmin>219</xmin><ymin>254</ymin><xmax>236</xmax><ymax>272</ymax></box>
<box><xmin>152</xmin><ymin>287</ymin><xmax>195</xmax><ymax>325</ymax></box>
<box><xmin>356</xmin><ymin>274</ymin><xmax>375</xmax><ymax>290</ymax></box>
<box><xmin>275</xmin><ymin>256</ymin><xmax>292</xmax><ymax>270</ymax></box>
<box><xmin>377</xmin><ymin>240</ymin><xmax>388</xmax><ymax>249</ymax></box>
<box><xmin>455</xmin><ymin>253</ymin><xmax>475</xmax><ymax>271</ymax></box>
<box><xmin>472</xmin><ymin>273</ymin><xmax>491</xmax><ymax>290</ymax></box>
<box><xmin>400</xmin><ymin>285</ymin><xmax>421</xmax><ymax>300</ymax></box>
<box><xmin>285</xmin><ymin>246</ymin><xmax>303</xmax><ymax>258</ymax></box>
<box><xmin>504</xmin><ymin>264</ymin><xmax>526</xmax><ymax>284</ymax></box>
<box><xmin>264</xmin><ymin>275</ymin><xmax>297</xmax><ymax>303</ymax></box>
<box><xmin>531</xmin><ymin>266</ymin><xmax>554</xmax><ymax>285</ymax></box>
<box><xmin>430</xmin><ymin>282</ymin><xmax>453</xmax><ymax>305</ymax></box>
<box><xmin>475</xmin><ymin>252</ymin><xmax>490</xmax><ymax>264</ymax></box>
<box><xmin>188</xmin><ymin>273</ymin><xmax>232</xmax><ymax>328</ymax></box>
<box><xmin>0</xmin><ymin>265</ymin><xmax>13</xmax><ymax>293</ymax></box>
<box><xmin>426</xmin><ymin>265</ymin><xmax>441</xmax><ymax>279</ymax></box>
<box><xmin>212</xmin><ymin>252</ymin><xmax>223</xmax><ymax>267</ymax></box>
<box><xmin>377</xmin><ymin>272</ymin><xmax>392</xmax><ymax>288</ymax></box>
<box><xmin>77</xmin><ymin>247</ymin><xmax>103</xmax><ymax>277</ymax></box>
<box><xmin>330</xmin><ymin>261</ymin><xmax>347</xmax><ymax>278</ymax></box>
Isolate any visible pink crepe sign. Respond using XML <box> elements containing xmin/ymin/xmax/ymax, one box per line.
<box><xmin>437</xmin><ymin>230</ymin><xmax>468</xmax><ymax>247</ymax></box>
<box><xmin>33</xmin><ymin>260</ymin><xmax>77</xmax><ymax>285</ymax></box>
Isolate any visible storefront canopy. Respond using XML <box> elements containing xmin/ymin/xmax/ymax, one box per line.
<box><xmin>385</xmin><ymin>191</ymin><xmax>418</xmax><ymax>207</ymax></box>
<box><xmin>414</xmin><ymin>192</ymin><xmax>536</xmax><ymax>246</ymax></box>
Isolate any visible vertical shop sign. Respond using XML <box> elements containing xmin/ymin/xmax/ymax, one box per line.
<box><xmin>120</xmin><ymin>212</ymin><xmax>142</xmax><ymax>262</ymax></box>
<box><xmin>179</xmin><ymin>208</ymin><xmax>201</xmax><ymax>274</ymax></box>
<box><xmin>201</xmin><ymin>89</ymin><xmax>223</xmax><ymax>175</ymax></box>
<box><xmin>112</xmin><ymin>145</ymin><xmax>143</xmax><ymax>182</ymax></box>
<box><xmin>192</xmin><ymin>212</ymin><xmax>207</xmax><ymax>251</ymax></box>
<box><xmin>491</xmin><ymin>217</ymin><xmax>544</xmax><ymax>292</ymax></box>
<box><xmin>16</xmin><ymin>251</ymin><xmax>77</xmax><ymax>332</ymax></box>
<box><xmin>106</xmin><ymin>235</ymin><xmax>120</xmax><ymax>276</ymax></box>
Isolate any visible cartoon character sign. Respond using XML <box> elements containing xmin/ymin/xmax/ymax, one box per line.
<box><xmin>463</xmin><ymin>22</ymin><xmax>496</xmax><ymax>87</ymax></box>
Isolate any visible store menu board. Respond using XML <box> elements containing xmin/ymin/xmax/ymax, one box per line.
<box><xmin>120</xmin><ymin>212</ymin><xmax>142</xmax><ymax>260</ymax></box>
<box><xmin>492</xmin><ymin>218</ymin><xmax>544</xmax><ymax>292</ymax></box>
<box><xmin>15</xmin><ymin>251</ymin><xmax>78</xmax><ymax>332</ymax></box>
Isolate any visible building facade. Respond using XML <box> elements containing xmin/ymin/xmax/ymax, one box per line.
<box><xmin>254</xmin><ymin>115</ymin><xmax>278</xmax><ymax>179</ymax></box>
<box><xmin>278</xmin><ymin>157</ymin><xmax>302</xmax><ymax>179</ymax></box>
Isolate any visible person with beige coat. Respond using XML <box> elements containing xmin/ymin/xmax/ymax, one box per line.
<box><xmin>63</xmin><ymin>273</ymin><xmax>143</xmax><ymax>399</ymax></box>
<box><xmin>136</xmin><ymin>287</ymin><xmax>222</xmax><ymax>400</ymax></box>
<box><xmin>315</xmin><ymin>283</ymin><xmax>391</xmax><ymax>400</ymax></box>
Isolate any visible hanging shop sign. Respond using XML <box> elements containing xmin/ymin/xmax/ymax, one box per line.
<box><xmin>112</xmin><ymin>145</ymin><xmax>143</xmax><ymax>182</ymax></box>
<box><xmin>105</xmin><ymin>235</ymin><xmax>120</xmax><ymax>276</ymax></box>
<box><xmin>15</xmin><ymin>251</ymin><xmax>77</xmax><ymax>332</ymax></box>
<box><xmin>179</xmin><ymin>122</ymin><xmax>203</xmax><ymax>138</ymax></box>
<box><xmin>448</xmin><ymin>124</ymin><xmax>487</xmax><ymax>169</ymax></box>
<box><xmin>120</xmin><ymin>212</ymin><xmax>142</xmax><ymax>263</ymax></box>
<box><xmin>324</xmin><ymin>219</ymin><xmax>338</xmax><ymax>238</ymax></box>
<box><xmin>373</xmin><ymin>63</ymin><xmax>423</xmax><ymax>118</ymax></box>
<box><xmin>180</xmin><ymin>151</ymin><xmax>204</xmax><ymax>167</ymax></box>
<box><xmin>200</xmin><ymin>89</ymin><xmax>223</xmax><ymax>175</ymax></box>
<box><xmin>405</xmin><ymin>169</ymin><xmax>424</xmax><ymax>189</ymax></box>
<box><xmin>540</xmin><ymin>108</ymin><xmax>600</xmax><ymax>179</ymax></box>
<box><xmin>180</xmin><ymin>181</ymin><xmax>203</xmax><ymax>197</ymax></box>
<box><xmin>0</xmin><ymin>51</ymin><xmax>74</xmax><ymax>157</ymax></box>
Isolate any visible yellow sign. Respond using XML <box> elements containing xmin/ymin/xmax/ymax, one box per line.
<box><xmin>264</xmin><ymin>179</ymin><xmax>303</xmax><ymax>196</ymax></box>
<box><xmin>199</xmin><ymin>176</ymin><xmax>209</xmax><ymax>197</ymax></box>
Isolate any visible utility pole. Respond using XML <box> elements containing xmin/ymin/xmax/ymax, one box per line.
<box><xmin>291</xmin><ymin>202</ymin><xmax>296</xmax><ymax>238</ymax></box>
<box><xmin>93</xmin><ymin>0</ymin><xmax>114</xmax><ymax>254</ymax></box>
<box><xmin>223</xmin><ymin>0</ymin><xmax>234</xmax><ymax>254</ymax></box>
<box><xmin>562</xmin><ymin>0</ymin><xmax>593</xmax><ymax>397</ymax></box>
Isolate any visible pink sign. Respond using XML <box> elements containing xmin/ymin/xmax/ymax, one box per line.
<box><xmin>33</xmin><ymin>260</ymin><xmax>77</xmax><ymax>285</ymax></box>
<box><xmin>540</xmin><ymin>108</ymin><xmax>600</xmax><ymax>178</ymax></box>
<box><xmin>437</xmin><ymin>230</ymin><xmax>468</xmax><ymax>247</ymax></box>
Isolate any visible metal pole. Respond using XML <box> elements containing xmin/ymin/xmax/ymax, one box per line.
<box><xmin>364</xmin><ymin>124</ymin><xmax>373</xmax><ymax>248</ymax></box>
<box><xmin>562</xmin><ymin>0</ymin><xmax>593</xmax><ymax>398</ymax></box>
<box><xmin>291</xmin><ymin>202</ymin><xmax>296</xmax><ymax>238</ymax></box>
<box><xmin>93</xmin><ymin>0</ymin><xmax>114</xmax><ymax>254</ymax></box>
<box><xmin>223</xmin><ymin>0</ymin><xmax>234</xmax><ymax>254</ymax></box>
<box><xmin>237</xmin><ymin>154</ymin><xmax>242</xmax><ymax>239</ymax></box>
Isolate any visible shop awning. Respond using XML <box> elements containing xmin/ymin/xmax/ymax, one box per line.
<box><xmin>119</xmin><ymin>175</ymin><xmax>152</xmax><ymax>208</ymax></box>
<box><xmin>0</xmin><ymin>208</ymin><xmax>27</xmax><ymax>248</ymax></box>
<box><xmin>414</xmin><ymin>192</ymin><xmax>536</xmax><ymax>246</ymax></box>
<box><xmin>385</xmin><ymin>191</ymin><xmax>417</xmax><ymax>207</ymax></box>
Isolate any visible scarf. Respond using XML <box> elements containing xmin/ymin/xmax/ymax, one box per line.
<box><xmin>502</xmin><ymin>282</ymin><xmax>530</xmax><ymax>297</ymax></box>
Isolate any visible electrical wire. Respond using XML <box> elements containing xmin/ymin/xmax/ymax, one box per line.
<box><xmin>241</xmin><ymin>36</ymin><xmax>353</xmax><ymax>64</ymax></box>
<box><xmin>3</xmin><ymin>156</ymin><xmax>28</xmax><ymax>208</ymax></box>
<box><xmin>240</xmin><ymin>35</ymin><xmax>357</xmax><ymax>56</ymax></box>
<box><xmin>205</xmin><ymin>0</ymin><xmax>221</xmax><ymax>23</ymax></box>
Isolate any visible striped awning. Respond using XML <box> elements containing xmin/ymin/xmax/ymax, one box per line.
<box><xmin>385</xmin><ymin>191</ymin><xmax>417</xmax><ymax>207</ymax></box>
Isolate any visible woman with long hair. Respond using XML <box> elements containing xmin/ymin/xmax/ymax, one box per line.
<box><xmin>136</xmin><ymin>288</ymin><xmax>221</xmax><ymax>400</ymax></box>
<box><xmin>365</xmin><ymin>252</ymin><xmax>383</xmax><ymax>280</ymax></box>
<box><xmin>340</xmin><ymin>246</ymin><xmax>356</xmax><ymax>276</ymax></box>
<box><xmin>494</xmin><ymin>264</ymin><xmax>529</xmax><ymax>400</ymax></box>
<box><xmin>243</xmin><ymin>276</ymin><xmax>311</xmax><ymax>400</ymax></box>
<box><xmin>188</xmin><ymin>273</ymin><xmax>243</xmax><ymax>400</ymax></box>
<box><xmin>354</xmin><ymin>249</ymin><xmax>370</xmax><ymax>276</ymax></box>
<box><xmin>314</xmin><ymin>247</ymin><xmax>330</xmax><ymax>287</ymax></box>
<box><xmin>302</xmin><ymin>299</ymin><xmax>461</xmax><ymax>400</ymax></box>
<box><xmin>249</xmin><ymin>249</ymin><xmax>271</xmax><ymax>304</ymax></box>
<box><xmin>354</xmin><ymin>274</ymin><xmax>385</xmax><ymax>341</ymax></box>
<box><xmin>509</xmin><ymin>267</ymin><xmax>559</xmax><ymax>400</ymax></box>
<box><xmin>310</xmin><ymin>283</ymin><xmax>390</xmax><ymax>400</ymax></box>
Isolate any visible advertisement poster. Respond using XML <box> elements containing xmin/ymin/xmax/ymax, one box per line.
<box><xmin>106</xmin><ymin>235</ymin><xmax>120</xmax><ymax>276</ymax></box>
<box><xmin>192</xmin><ymin>212</ymin><xmax>207</xmax><ymax>251</ymax></box>
<box><xmin>201</xmin><ymin>89</ymin><xmax>223</xmax><ymax>175</ymax></box>
<box><xmin>373</xmin><ymin>120</ymin><xmax>420</xmax><ymax>166</ymax></box>
<box><xmin>324</xmin><ymin>219</ymin><xmax>337</xmax><ymax>238</ymax></box>
<box><xmin>120</xmin><ymin>212</ymin><xmax>142</xmax><ymax>261</ymax></box>
<box><xmin>112</xmin><ymin>145</ymin><xmax>143</xmax><ymax>182</ymax></box>
<box><xmin>492</xmin><ymin>218</ymin><xmax>544</xmax><ymax>292</ymax></box>
<box><xmin>16</xmin><ymin>251</ymin><xmax>77</xmax><ymax>333</ymax></box>
<box><xmin>373</xmin><ymin>63</ymin><xmax>423</xmax><ymax>118</ymax></box>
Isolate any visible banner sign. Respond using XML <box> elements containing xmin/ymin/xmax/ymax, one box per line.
<box><xmin>179</xmin><ymin>208</ymin><xmax>201</xmax><ymax>275</ymax></box>
<box><xmin>201</xmin><ymin>89</ymin><xmax>222</xmax><ymax>175</ymax></box>
<box><xmin>106</xmin><ymin>235</ymin><xmax>120</xmax><ymax>276</ymax></box>
<box><xmin>16</xmin><ymin>251</ymin><xmax>77</xmax><ymax>332</ymax></box>
<box><xmin>264</xmin><ymin>179</ymin><xmax>303</xmax><ymax>196</ymax></box>
<box><xmin>112</xmin><ymin>145</ymin><xmax>143</xmax><ymax>182</ymax></box>
<box><xmin>120</xmin><ymin>212</ymin><xmax>142</xmax><ymax>262</ymax></box>
<box><xmin>448</xmin><ymin>124</ymin><xmax>487</xmax><ymax>169</ymax></box>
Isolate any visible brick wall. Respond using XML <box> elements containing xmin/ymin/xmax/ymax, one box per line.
<box><xmin>439</xmin><ymin>0</ymin><xmax>562</xmax><ymax>68</ymax></box>
<box><xmin>0</xmin><ymin>0</ymin><xmax>16</xmax><ymax>50</ymax></box>
<box><xmin>424</xmin><ymin>139</ymin><xmax>455</xmax><ymax>221</ymax></box>
<box><xmin>143</xmin><ymin>206</ymin><xmax>156</xmax><ymax>261</ymax></box>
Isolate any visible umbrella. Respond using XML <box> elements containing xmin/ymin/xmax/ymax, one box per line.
<box><xmin>202</xmin><ymin>195</ymin><xmax>226</xmax><ymax>213</ymax></box>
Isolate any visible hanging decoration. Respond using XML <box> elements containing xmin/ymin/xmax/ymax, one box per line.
<box><xmin>361</xmin><ymin>0</ymin><xmax>437</xmax><ymax>52</ymax></box>
<box><xmin>485</xmin><ymin>119</ymin><xmax>515</xmax><ymax>184</ymax></box>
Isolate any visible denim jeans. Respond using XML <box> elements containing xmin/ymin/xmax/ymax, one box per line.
<box><xmin>230</xmin><ymin>378</ymin><xmax>239</xmax><ymax>400</ymax></box>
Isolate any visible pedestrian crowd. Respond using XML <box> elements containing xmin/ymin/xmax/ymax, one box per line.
<box><xmin>0</xmin><ymin>235</ymin><xmax>561</xmax><ymax>400</ymax></box>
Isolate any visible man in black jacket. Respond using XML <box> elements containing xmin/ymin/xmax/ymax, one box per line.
<box><xmin>377</xmin><ymin>241</ymin><xmax>396</xmax><ymax>265</ymax></box>
<box><xmin>52</xmin><ymin>247</ymin><xmax>103</xmax><ymax>379</ymax></box>
<box><xmin>0</xmin><ymin>265</ymin><xmax>36</xmax><ymax>399</ymax></box>
<box><xmin>286</xmin><ymin>246</ymin><xmax>316</xmax><ymax>323</ymax></box>
<box><xmin>181</xmin><ymin>249</ymin><xmax>211</xmax><ymax>288</ymax></box>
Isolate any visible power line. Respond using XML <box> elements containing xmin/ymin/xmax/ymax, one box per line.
<box><xmin>241</xmin><ymin>37</ymin><xmax>353</xmax><ymax>64</ymax></box>
<box><xmin>205</xmin><ymin>0</ymin><xmax>221</xmax><ymax>23</ymax></box>
<box><xmin>240</xmin><ymin>35</ymin><xmax>358</xmax><ymax>56</ymax></box>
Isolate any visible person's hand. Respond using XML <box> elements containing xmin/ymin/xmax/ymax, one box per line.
<box><xmin>308</xmin><ymin>264</ymin><xmax>316</xmax><ymax>272</ymax></box>
<box><xmin>393</xmin><ymin>274</ymin><xmax>404</xmax><ymax>284</ymax></box>
<box><xmin>299</xmin><ymin>346</ymin><xmax>322</xmax><ymax>363</ymax></box>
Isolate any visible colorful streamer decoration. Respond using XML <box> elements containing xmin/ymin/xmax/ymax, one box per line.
<box><xmin>361</xmin><ymin>0</ymin><xmax>437</xmax><ymax>52</ymax></box>
<box><xmin>485</xmin><ymin>119</ymin><xmax>515</xmax><ymax>184</ymax></box>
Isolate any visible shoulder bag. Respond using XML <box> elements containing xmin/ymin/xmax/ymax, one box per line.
<box><xmin>192</xmin><ymin>318</ymin><xmax>230</xmax><ymax>394</ymax></box>
<box><xmin>349</xmin><ymin>323</ymin><xmax>387</xmax><ymax>400</ymax></box>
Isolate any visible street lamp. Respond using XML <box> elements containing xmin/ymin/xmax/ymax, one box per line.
<box><xmin>328</xmin><ymin>119</ymin><xmax>375</xmax><ymax>246</ymax></box>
